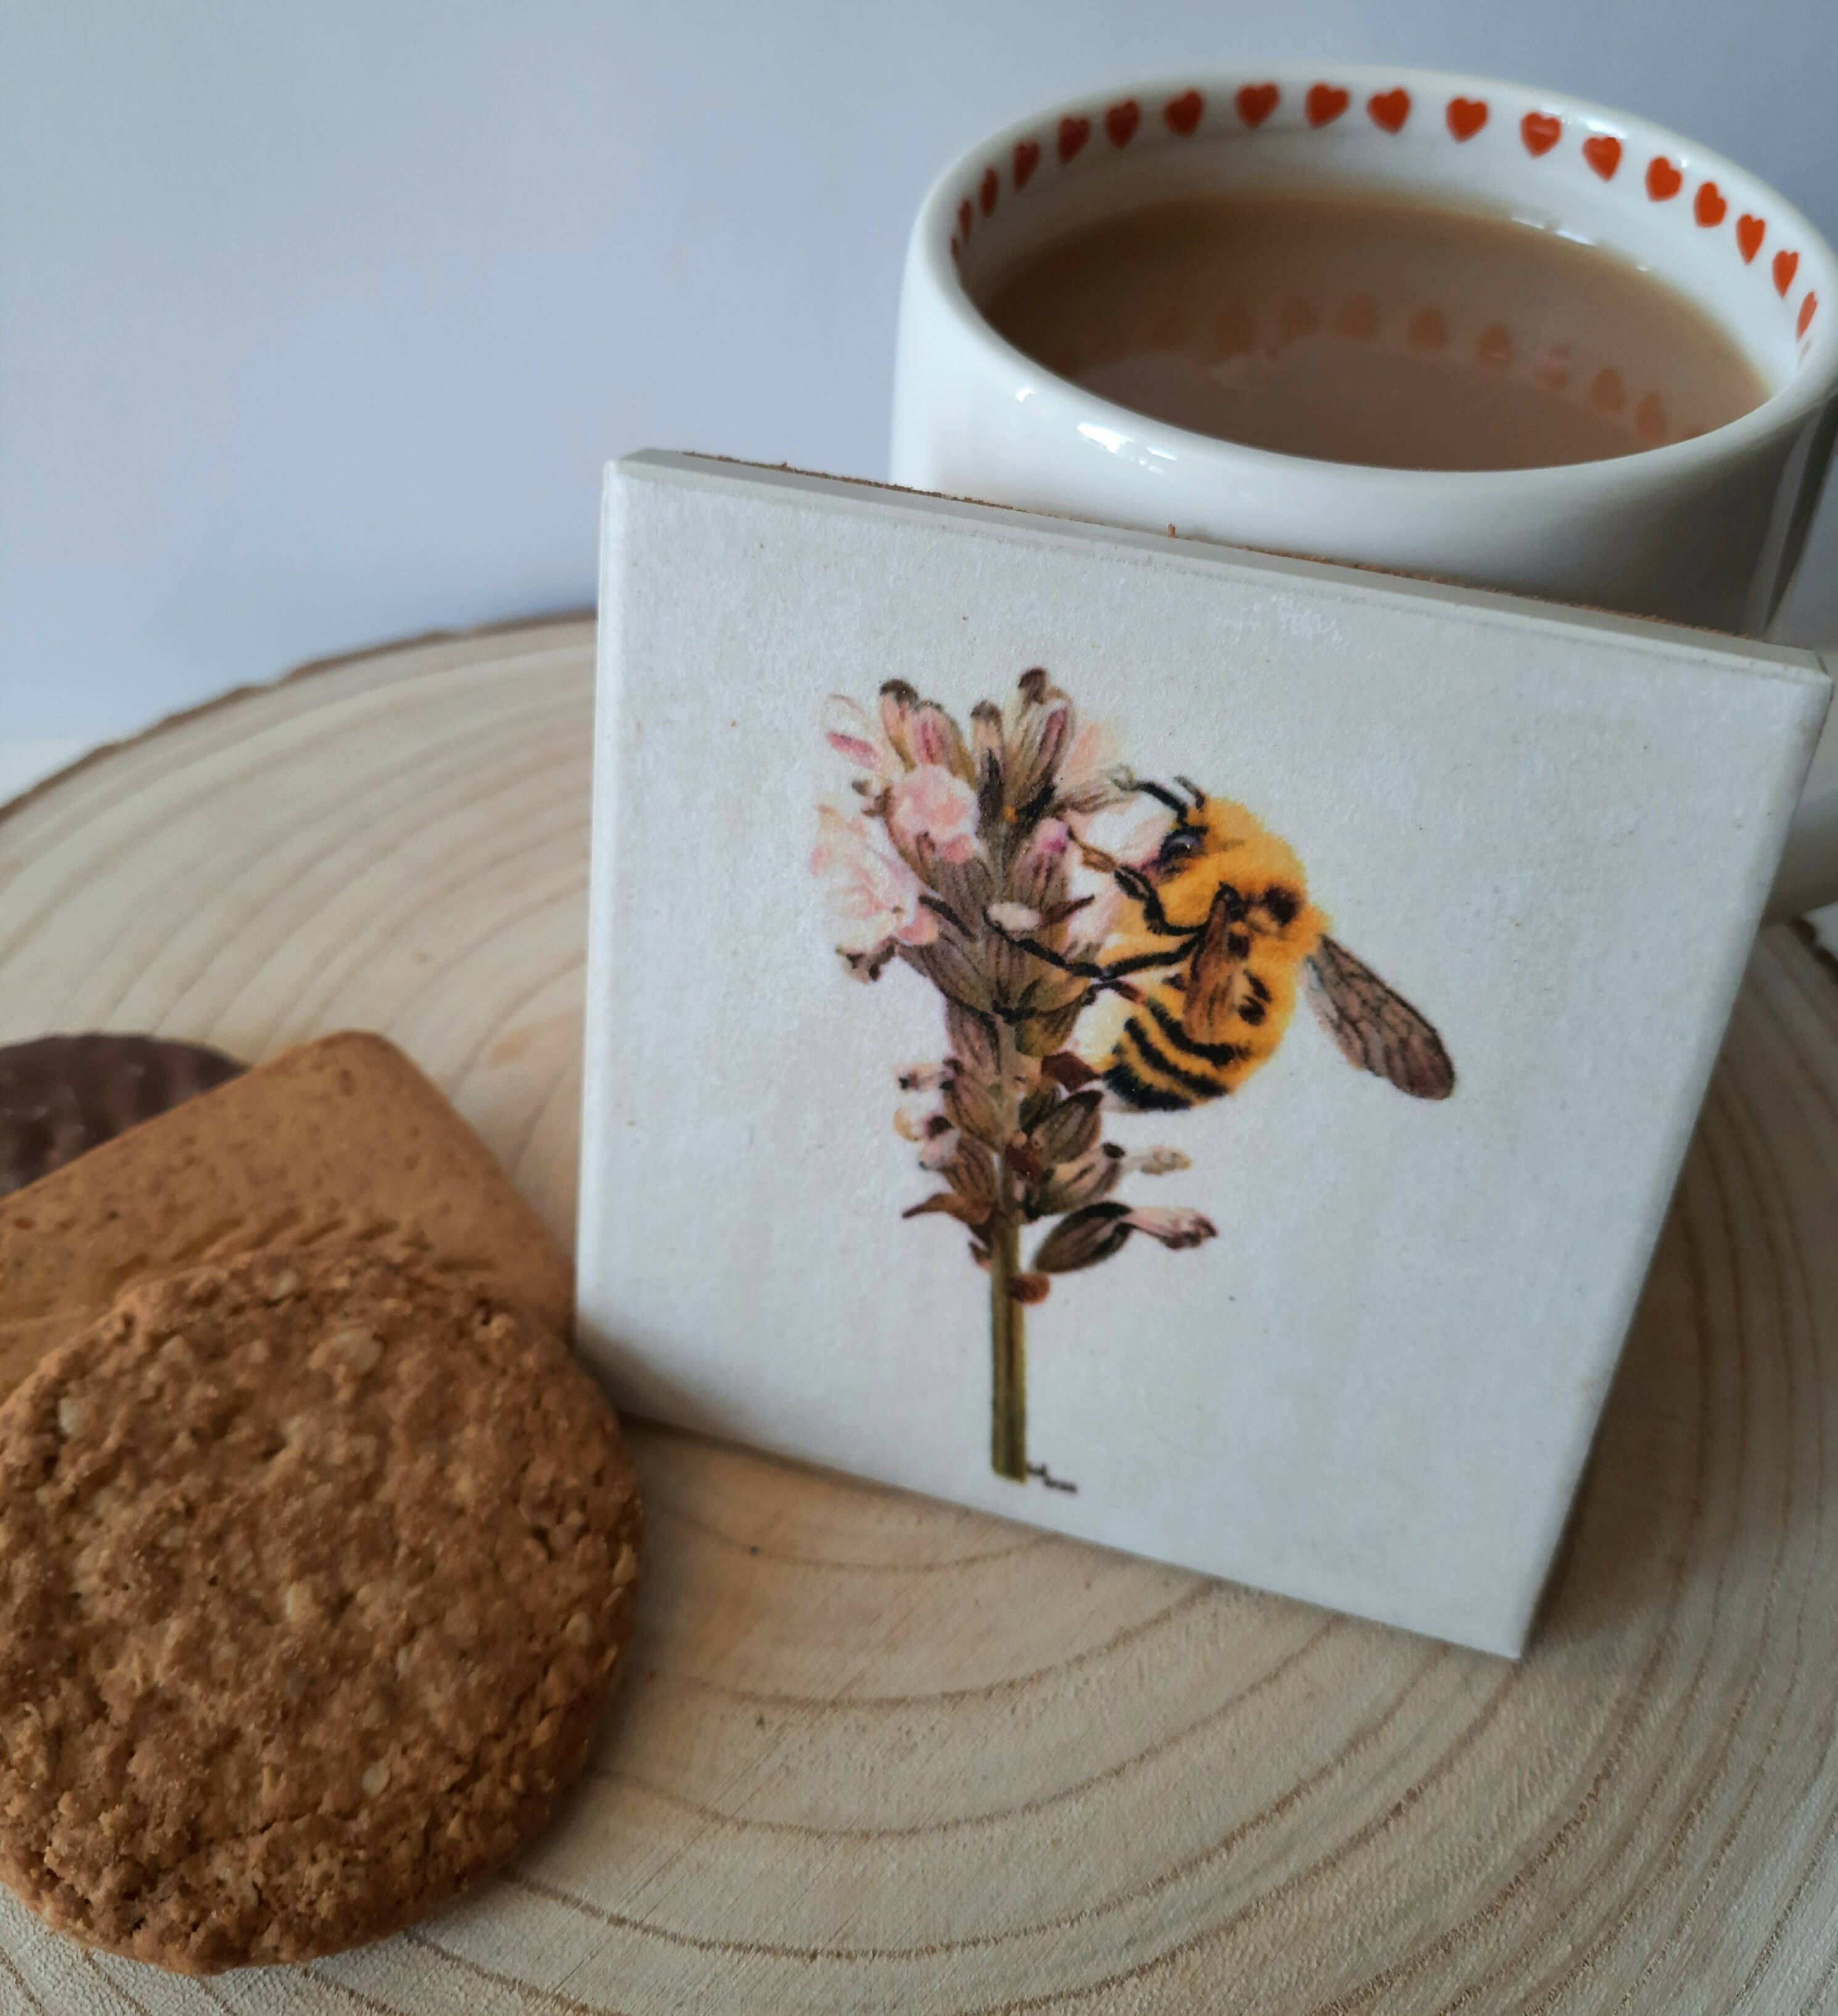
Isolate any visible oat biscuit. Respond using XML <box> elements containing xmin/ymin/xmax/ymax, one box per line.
<box><xmin>0</xmin><ymin>1246</ymin><xmax>641</xmax><ymax>1973</ymax></box>
<box><xmin>0</xmin><ymin>1030</ymin><xmax>572</xmax><ymax>1405</ymax></box>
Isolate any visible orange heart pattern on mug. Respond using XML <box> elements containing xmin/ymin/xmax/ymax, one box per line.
<box><xmin>1236</xmin><ymin>82</ymin><xmax>1279</xmax><ymax>128</ymax></box>
<box><xmin>1368</xmin><ymin>89</ymin><xmax>1410</xmax><ymax>133</ymax></box>
<box><xmin>1163</xmin><ymin>89</ymin><xmax>1203</xmax><ymax>136</ymax></box>
<box><xmin>957</xmin><ymin>84</ymin><xmax>1811</xmax><ymax>346</ymax></box>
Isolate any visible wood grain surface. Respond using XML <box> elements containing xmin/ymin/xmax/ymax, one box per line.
<box><xmin>2</xmin><ymin>618</ymin><xmax>1836</xmax><ymax>2014</ymax></box>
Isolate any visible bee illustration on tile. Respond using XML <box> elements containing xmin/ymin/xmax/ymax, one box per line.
<box><xmin>812</xmin><ymin>669</ymin><xmax>1454</xmax><ymax>1488</ymax></box>
<box><xmin>994</xmin><ymin>775</ymin><xmax>1454</xmax><ymax>1112</ymax></box>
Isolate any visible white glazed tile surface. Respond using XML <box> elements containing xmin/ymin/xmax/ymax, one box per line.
<box><xmin>587</xmin><ymin>456</ymin><xmax>1826</xmax><ymax>1654</ymax></box>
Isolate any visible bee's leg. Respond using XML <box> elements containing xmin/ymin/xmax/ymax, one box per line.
<box><xmin>1110</xmin><ymin>865</ymin><xmax>1178</xmax><ymax>936</ymax></box>
<box><xmin>981</xmin><ymin>915</ymin><xmax>1109</xmax><ymax>981</ymax></box>
<box><xmin>1040</xmin><ymin>1052</ymin><xmax>1099</xmax><ymax>1092</ymax></box>
<box><xmin>983</xmin><ymin>913</ymin><xmax>1188</xmax><ymax>990</ymax></box>
<box><xmin>1099</xmin><ymin>948</ymin><xmax>1197</xmax><ymax>978</ymax></box>
<box><xmin>1042</xmin><ymin>1054</ymin><xmax>1168</xmax><ymax>1115</ymax></box>
<box><xmin>1070</xmin><ymin>844</ymin><xmax>1181</xmax><ymax>935</ymax></box>
<box><xmin>918</xmin><ymin>891</ymin><xmax>974</xmax><ymax>935</ymax></box>
<box><xmin>1007</xmin><ymin>940</ymin><xmax>1121</xmax><ymax>993</ymax></box>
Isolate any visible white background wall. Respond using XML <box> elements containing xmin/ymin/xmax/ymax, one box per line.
<box><xmin>5</xmin><ymin>0</ymin><xmax>1837</xmax><ymax>740</ymax></box>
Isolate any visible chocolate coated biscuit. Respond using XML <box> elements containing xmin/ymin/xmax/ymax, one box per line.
<box><xmin>0</xmin><ymin>1033</ymin><xmax>244</xmax><ymax>1199</ymax></box>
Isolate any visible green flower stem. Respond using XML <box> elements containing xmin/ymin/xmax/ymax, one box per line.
<box><xmin>990</xmin><ymin>1018</ymin><xmax>1027</xmax><ymax>1482</ymax></box>
<box><xmin>990</xmin><ymin>1205</ymin><xmax>1026</xmax><ymax>1481</ymax></box>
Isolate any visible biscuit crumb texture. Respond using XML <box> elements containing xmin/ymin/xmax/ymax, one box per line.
<box><xmin>0</xmin><ymin>1247</ymin><xmax>641</xmax><ymax>1973</ymax></box>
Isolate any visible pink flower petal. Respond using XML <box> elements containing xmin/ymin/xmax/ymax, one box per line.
<box><xmin>813</xmin><ymin>800</ymin><xmax>933</xmax><ymax>954</ymax></box>
<box><xmin>826</xmin><ymin>730</ymin><xmax>884</xmax><ymax>768</ymax></box>
<box><xmin>888</xmin><ymin>764</ymin><xmax>981</xmax><ymax>861</ymax></box>
<box><xmin>1122</xmin><ymin>1207</ymin><xmax>1218</xmax><ymax>1249</ymax></box>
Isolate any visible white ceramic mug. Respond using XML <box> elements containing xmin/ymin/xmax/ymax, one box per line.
<box><xmin>890</xmin><ymin>66</ymin><xmax>1838</xmax><ymax>914</ymax></box>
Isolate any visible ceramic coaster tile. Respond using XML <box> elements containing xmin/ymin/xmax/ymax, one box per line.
<box><xmin>578</xmin><ymin>452</ymin><xmax>1828</xmax><ymax>1655</ymax></box>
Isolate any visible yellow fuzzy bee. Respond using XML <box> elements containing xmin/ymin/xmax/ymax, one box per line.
<box><xmin>1001</xmin><ymin>777</ymin><xmax>1454</xmax><ymax>1111</ymax></box>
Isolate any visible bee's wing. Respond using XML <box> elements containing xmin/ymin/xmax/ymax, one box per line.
<box><xmin>1181</xmin><ymin>889</ymin><xmax>1247</xmax><ymax>1043</ymax></box>
<box><xmin>1303</xmin><ymin>936</ymin><xmax>1454</xmax><ymax>1099</ymax></box>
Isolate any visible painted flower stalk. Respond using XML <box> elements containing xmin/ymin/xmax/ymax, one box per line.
<box><xmin>814</xmin><ymin>671</ymin><xmax>1217</xmax><ymax>1485</ymax></box>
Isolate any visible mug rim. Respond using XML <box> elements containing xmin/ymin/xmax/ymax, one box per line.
<box><xmin>916</xmin><ymin>62</ymin><xmax>1838</xmax><ymax>496</ymax></box>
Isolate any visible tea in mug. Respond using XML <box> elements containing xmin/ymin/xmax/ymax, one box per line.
<box><xmin>979</xmin><ymin>192</ymin><xmax>1768</xmax><ymax>471</ymax></box>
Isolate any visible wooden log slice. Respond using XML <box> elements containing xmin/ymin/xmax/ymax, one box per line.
<box><xmin>1</xmin><ymin>617</ymin><xmax>1835</xmax><ymax>2013</ymax></box>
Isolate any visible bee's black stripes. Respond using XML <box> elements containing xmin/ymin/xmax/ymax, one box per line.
<box><xmin>1102</xmin><ymin>1060</ymin><xmax>1194</xmax><ymax>1111</ymax></box>
<box><xmin>1144</xmin><ymin>997</ymin><xmax>1247</xmax><ymax>1068</ymax></box>
<box><xmin>1118</xmin><ymin>1016</ymin><xmax>1229</xmax><ymax>1104</ymax></box>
